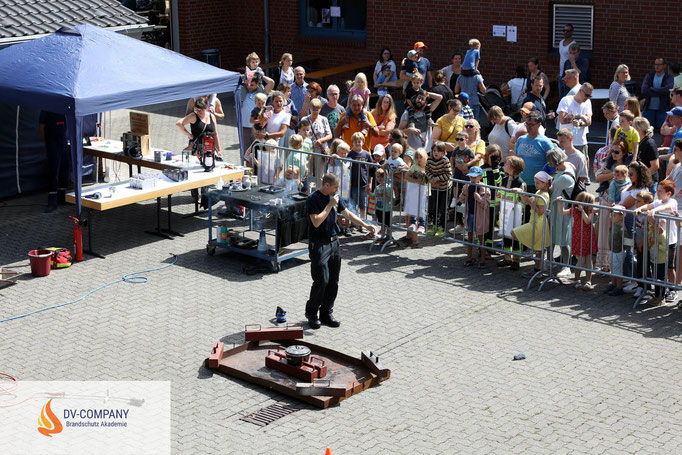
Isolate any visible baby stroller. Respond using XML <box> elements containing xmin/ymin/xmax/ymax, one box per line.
<box><xmin>477</xmin><ymin>85</ymin><xmax>510</xmax><ymax>141</ymax></box>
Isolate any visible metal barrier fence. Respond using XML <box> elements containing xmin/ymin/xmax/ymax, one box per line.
<box><xmin>244</xmin><ymin>142</ymin><xmax>682</xmax><ymax>308</ymax></box>
<box><xmin>248</xmin><ymin>142</ymin><xmax>395</xmax><ymax>249</ymax></box>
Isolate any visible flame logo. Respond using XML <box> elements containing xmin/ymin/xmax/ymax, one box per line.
<box><xmin>37</xmin><ymin>399</ymin><xmax>63</xmax><ymax>437</ymax></box>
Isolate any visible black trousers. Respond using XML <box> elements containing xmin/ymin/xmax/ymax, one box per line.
<box><xmin>428</xmin><ymin>188</ymin><xmax>448</xmax><ymax>229</ymax></box>
<box><xmin>305</xmin><ymin>238</ymin><xmax>341</xmax><ymax>318</ymax></box>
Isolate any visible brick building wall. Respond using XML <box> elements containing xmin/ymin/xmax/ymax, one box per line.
<box><xmin>177</xmin><ymin>0</ymin><xmax>680</xmax><ymax>95</ymax></box>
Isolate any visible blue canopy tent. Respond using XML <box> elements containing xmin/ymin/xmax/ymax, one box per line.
<box><xmin>0</xmin><ymin>24</ymin><xmax>239</xmax><ymax>214</ymax></box>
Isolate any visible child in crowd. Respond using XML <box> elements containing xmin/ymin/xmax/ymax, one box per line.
<box><xmin>615</xmin><ymin>110</ymin><xmax>640</xmax><ymax>160</ymax></box>
<box><xmin>461</xmin><ymin>39</ymin><xmax>481</xmax><ymax>77</ymax></box>
<box><xmin>402</xmin><ymin>49</ymin><xmax>419</xmax><ymax>80</ymax></box>
<box><xmin>243</xmin><ymin>52</ymin><xmax>265</xmax><ymax>86</ymax></box>
<box><xmin>605</xmin><ymin>206</ymin><xmax>627</xmax><ymax>296</ymax></box>
<box><xmin>608</xmin><ymin>165</ymin><xmax>631</xmax><ymax>205</ymax></box>
<box><xmin>450</xmin><ymin>131</ymin><xmax>476</xmax><ymax>229</ymax></box>
<box><xmin>558</xmin><ymin>192</ymin><xmax>598</xmax><ymax>290</ymax></box>
<box><xmin>372</xmin><ymin>168</ymin><xmax>392</xmax><ymax>240</ymax></box>
<box><xmin>283</xmin><ymin>134</ymin><xmax>308</xmax><ymax>188</ymax></box>
<box><xmin>481</xmin><ymin>145</ymin><xmax>502</xmax><ymax>248</ymax></box>
<box><xmin>275</xmin><ymin>165</ymin><xmax>301</xmax><ymax>192</ymax></box>
<box><xmin>634</xmin><ymin>179</ymin><xmax>679</xmax><ymax>302</ymax></box>
<box><xmin>385</xmin><ymin>143</ymin><xmax>408</xmax><ymax>202</ymax></box>
<box><xmin>401</xmin><ymin>148</ymin><xmax>429</xmax><ymax>247</ymax></box>
<box><xmin>647</xmin><ymin>216</ymin><xmax>668</xmax><ymax>304</ymax></box>
<box><xmin>632</xmin><ymin>191</ymin><xmax>654</xmax><ymax>298</ymax></box>
<box><xmin>249</xmin><ymin>93</ymin><xmax>272</xmax><ymax>133</ymax></box>
<box><xmin>376</xmin><ymin>65</ymin><xmax>397</xmax><ymax>96</ymax></box>
<box><xmin>328</xmin><ymin>140</ymin><xmax>352</xmax><ymax>236</ymax></box>
<box><xmin>348</xmin><ymin>132</ymin><xmax>372</xmax><ymax>222</ymax></box>
<box><xmin>425</xmin><ymin>142</ymin><xmax>453</xmax><ymax>236</ymax></box>
<box><xmin>404</xmin><ymin>73</ymin><xmax>437</xmax><ymax>128</ymax></box>
<box><xmin>602</xmin><ymin>101</ymin><xmax>620</xmax><ymax>135</ymax></box>
<box><xmin>512</xmin><ymin>171</ymin><xmax>552</xmax><ymax>278</ymax></box>
<box><xmin>457</xmin><ymin>93</ymin><xmax>474</xmax><ymax>120</ymax></box>
<box><xmin>459</xmin><ymin>166</ymin><xmax>491</xmax><ymax>268</ymax></box>
<box><xmin>297</xmin><ymin>119</ymin><xmax>313</xmax><ymax>189</ymax></box>
<box><xmin>339</xmin><ymin>79</ymin><xmax>354</xmax><ymax>109</ymax></box>
<box><xmin>348</xmin><ymin>72</ymin><xmax>371</xmax><ymax>111</ymax></box>
<box><xmin>404</xmin><ymin>71</ymin><xmax>423</xmax><ymax>111</ymax></box>
<box><xmin>496</xmin><ymin>156</ymin><xmax>526</xmax><ymax>271</ymax></box>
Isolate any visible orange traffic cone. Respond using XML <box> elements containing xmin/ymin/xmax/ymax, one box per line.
<box><xmin>325</xmin><ymin>448</ymin><xmax>332</xmax><ymax>455</ymax></box>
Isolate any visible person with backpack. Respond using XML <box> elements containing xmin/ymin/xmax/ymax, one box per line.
<box><xmin>546</xmin><ymin>147</ymin><xmax>576</xmax><ymax>279</ymax></box>
<box><xmin>486</xmin><ymin>106</ymin><xmax>517</xmax><ymax>161</ymax></box>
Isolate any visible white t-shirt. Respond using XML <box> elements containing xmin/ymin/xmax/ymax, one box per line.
<box><xmin>557</xmin><ymin>95</ymin><xmax>592</xmax><ymax>146</ymax></box>
<box><xmin>652</xmin><ymin>198</ymin><xmax>678</xmax><ymax>245</ymax></box>
<box><xmin>559</xmin><ymin>39</ymin><xmax>576</xmax><ymax>76</ymax></box>
<box><xmin>506</xmin><ymin>78</ymin><xmax>526</xmax><ymax>108</ymax></box>
<box><xmin>565</xmin><ymin>149</ymin><xmax>588</xmax><ymax>181</ymax></box>
<box><xmin>488</xmin><ymin>118</ymin><xmax>517</xmax><ymax>160</ymax></box>
<box><xmin>619</xmin><ymin>187</ymin><xmax>643</xmax><ymax>206</ymax></box>
<box><xmin>265</xmin><ymin>110</ymin><xmax>291</xmax><ymax>134</ymax></box>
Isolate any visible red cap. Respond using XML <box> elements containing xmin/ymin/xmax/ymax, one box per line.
<box><xmin>413</xmin><ymin>41</ymin><xmax>428</xmax><ymax>50</ymax></box>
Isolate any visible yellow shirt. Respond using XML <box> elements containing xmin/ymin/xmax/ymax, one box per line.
<box><xmin>615</xmin><ymin>127</ymin><xmax>640</xmax><ymax>156</ymax></box>
<box><xmin>470</xmin><ymin>139</ymin><xmax>486</xmax><ymax>166</ymax></box>
<box><xmin>435</xmin><ymin>114</ymin><xmax>466</xmax><ymax>143</ymax></box>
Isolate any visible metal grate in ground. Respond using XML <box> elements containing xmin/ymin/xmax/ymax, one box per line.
<box><xmin>239</xmin><ymin>402</ymin><xmax>300</xmax><ymax>427</ymax></box>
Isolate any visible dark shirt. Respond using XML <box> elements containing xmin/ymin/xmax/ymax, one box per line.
<box><xmin>525</xmin><ymin>72</ymin><xmax>549</xmax><ymax>99</ymax></box>
<box><xmin>522</xmin><ymin>92</ymin><xmax>547</xmax><ymax>125</ymax></box>
<box><xmin>430</xmin><ymin>84</ymin><xmax>454</xmax><ymax>120</ymax></box>
<box><xmin>405</xmin><ymin>85</ymin><xmax>419</xmax><ymax>108</ymax></box>
<box><xmin>39</xmin><ymin>111</ymin><xmax>67</xmax><ymax>144</ymax></box>
<box><xmin>637</xmin><ymin>136</ymin><xmax>660</xmax><ymax>182</ymax></box>
<box><xmin>307</xmin><ymin>190</ymin><xmax>346</xmax><ymax>242</ymax></box>
<box><xmin>348</xmin><ymin>149</ymin><xmax>372</xmax><ymax>188</ymax></box>
<box><xmin>562</xmin><ymin>56</ymin><xmax>591</xmax><ymax>84</ymax></box>
<box><xmin>250</xmin><ymin>107</ymin><xmax>265</xmax><ymax>131</ymax></box>
<box><xmin>190</xmin><ymin>113</ymin><xmax>215</xmax><ymax>139</ymax></box>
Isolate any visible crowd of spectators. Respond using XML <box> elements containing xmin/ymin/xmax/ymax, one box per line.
<box><xmin>228</xmin><ymin>36</ymin><xmax>682</xmax><ymax>306</ymax></box>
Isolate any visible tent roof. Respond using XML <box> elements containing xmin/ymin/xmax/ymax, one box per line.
<box><xmin>0</xmin><ymin>23</ymin><xmax>239</xmax><ymax>116</ymax></box>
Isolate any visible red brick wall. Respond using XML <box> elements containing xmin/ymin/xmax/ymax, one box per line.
<box><xmin>177</xmin><ymin>0</ymin><xmax>680</xmax><ymax>94</ymax></box>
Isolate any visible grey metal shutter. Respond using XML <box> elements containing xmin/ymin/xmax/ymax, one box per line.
<box><xmin>552</xmin><ymin>4</ymin><xmax>594</xmax><ymax>50</ymax></box>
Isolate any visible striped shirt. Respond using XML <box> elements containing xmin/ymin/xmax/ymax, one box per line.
<box><xmin>425</xmin><ymin>156</ymin><xmax>452</xmax><ymax>190</ymax></box>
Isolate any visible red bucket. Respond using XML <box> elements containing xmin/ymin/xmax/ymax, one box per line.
<box><xmin>28</xmin><ymin>249</ymin><xmax>53</xmax><ymax>277</ymax></box>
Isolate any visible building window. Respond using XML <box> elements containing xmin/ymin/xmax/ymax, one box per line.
<box><xmin>551</xmin><ymin>3</ymin><xmax>594</xmax><ymax>50</ymax></box>
<box><xmin>299</xmin><ymin>0</ymin><xmax>366</xmax><ymax>40</ymax></box>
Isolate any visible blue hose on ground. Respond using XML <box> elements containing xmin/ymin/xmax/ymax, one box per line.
<box><xmin>0</xmin><ymin>254</ymin><xmax>178</xmax><ymax>323</ymax></box>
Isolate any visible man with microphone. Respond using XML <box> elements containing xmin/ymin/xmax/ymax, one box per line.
<box><xmin>305</xmin><ymin>173</ymin><xmax>375</xmax><ymax>329</ymax></box>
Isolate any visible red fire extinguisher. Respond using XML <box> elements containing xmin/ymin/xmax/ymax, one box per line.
<box><xmin>69</xmin><ymin>216</ymin><xmax>83</xmax><ymax>262</ymax></box>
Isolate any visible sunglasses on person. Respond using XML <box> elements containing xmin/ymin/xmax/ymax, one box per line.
<box><xmin>611</xmin><ymin>149</ymin><xmax>622</xmax><ymax>154</ymax></box>
<box><xmin>583</xmin><ymin>91</ymin><xmax>592</xmax><ymax>98</ymax></box>
<box><xmin>456</xmin><ymin>138</ymin><xmax>465</xmax><ymax>141</ymax></box>
<box><xmin>465</xmin><ymin>125</ymin><xmax>475</xmax><ymax>129</ymax></box>
<box><xmin>526</xmin><ymin>122</ymin><xmax>539</xmax><ymax>127</ymax></box>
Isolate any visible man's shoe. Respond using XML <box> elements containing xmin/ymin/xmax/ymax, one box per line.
<box><xmin>306</xmin><ymin>314</ymin><xmax>321</xmax><ymax>329</ymax></box>
<box><xmin>320</xmin><ymin>314</ymin><xmax>341</xmax><ymax>328</ymax></box>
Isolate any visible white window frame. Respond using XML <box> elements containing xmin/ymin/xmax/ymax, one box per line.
<box><xmin>552</xmin><ymin>3</ymin><xmax>594</xmax><ymax>50</ymax></box>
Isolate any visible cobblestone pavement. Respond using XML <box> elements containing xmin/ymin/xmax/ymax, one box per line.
<box><xmin>1</xmin><ymin>99</ymin><xmax>682</xmax><ymax>454</ymax></box>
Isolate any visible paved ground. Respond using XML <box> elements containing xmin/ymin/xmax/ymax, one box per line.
<box><xmin>1</xmin><ymin>99</ymin><xmax>682</xmax><ymax>454</ymax></box>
